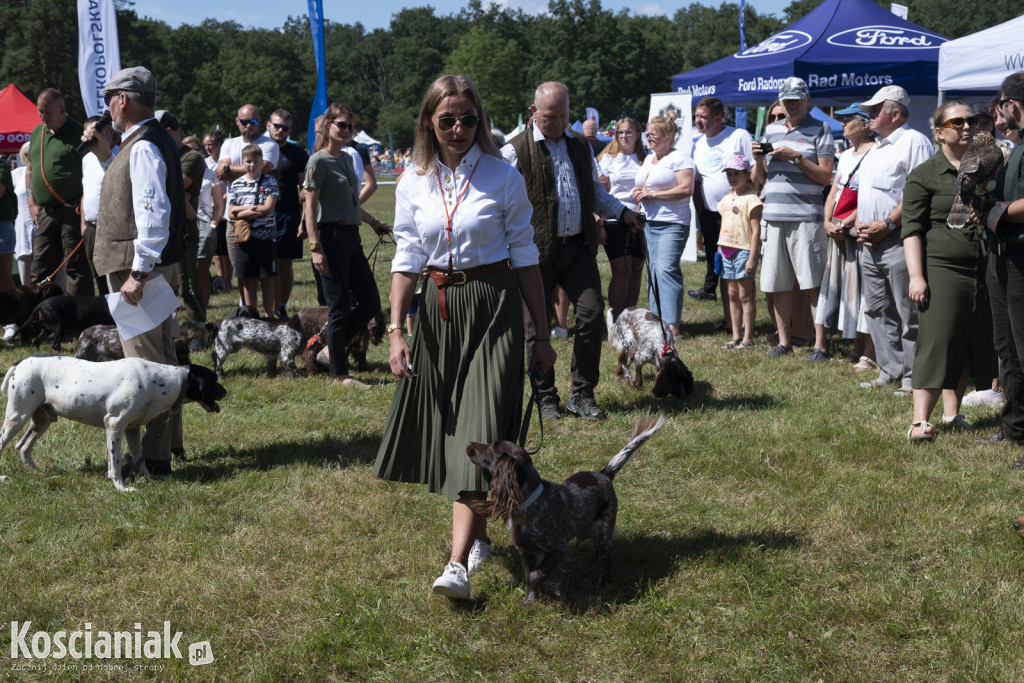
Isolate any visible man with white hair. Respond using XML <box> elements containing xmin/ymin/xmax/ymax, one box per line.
<box><xmin>854</xmin><ymin>85</ymin><xmax>933</xmax><ymax>395</ymax></box>
<box><xmin>502</xmin><ymin>82</ymin><xmax>642</xmax><ymax>421</ymax></box>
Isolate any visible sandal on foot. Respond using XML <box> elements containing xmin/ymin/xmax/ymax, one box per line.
<box><xmin>892</xmin><ymin>387</ymin><xmax>913</xmax><ymax>397</ymax></box>
<box><xmin>721</xmin><ymin>338</ymin><xmax>741</xmax><ymax>350</ymax></box>
<box><xmin>853</xmin><ymin>356</ymin><xmax>877</xmax><ymax>372</ymax></box>
<box><xmin>907</xmin><ymin>420</ymin><xmax>934</xmax><ymax>442</ymax></box>
<box><xmin>859</xmin><ymin>379</ymin><xmax>889</xmax><ymax>390</ymax></box>
<box><xmin>942</xmin><ymin>414</ymin><xmax>974</xmax><ymax>431</ymax></box>
<box><xmin>733</xmin><ymin>340</ymin><xmax>752</xmax><ymax>351</ymax></box>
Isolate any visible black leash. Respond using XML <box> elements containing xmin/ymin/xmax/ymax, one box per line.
<box><xmin>367</xmin><ymin>231</ymin><xmax>395</xmax><ymax>276</ymax></box>
<box><xmin>518</xmin><ymin>366</ymin><xmax>544</xmax><ymax>455</ymax></box>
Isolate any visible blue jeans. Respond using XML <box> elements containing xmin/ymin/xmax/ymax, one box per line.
<box><xmin>645</xmin><ymin>220</ymin><xmax>689</xmax><ymax>326</ymax></box>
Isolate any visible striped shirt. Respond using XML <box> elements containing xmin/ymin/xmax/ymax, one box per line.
<box><xmin>760</xmin><ymin>118</ymin><xmax>834</xmax><ymax>222</ymax></box>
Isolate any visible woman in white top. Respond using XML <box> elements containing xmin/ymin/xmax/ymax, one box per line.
<box><xmin>632</xmin><ymin>112</ymin><xmax>695</xmax><ymax>337</ymax></box>
<box><xmin>598</xmin><ymin>115</ymin><xmax>646</xmax><ymax>322</ymax></box>
<box><xmin>374</xmin><ymin>74</ymin><xmax>555</xmax><ymax>601</ymax></box>
<box><xmin>819</xmin><ymin>104</ymin><xmax>877</xmax><ymax>368</ymax></box>
<box><xmin>11</xmin><ymin>142</ymin><xmax>35</xmax><ymax>286</ymax></box>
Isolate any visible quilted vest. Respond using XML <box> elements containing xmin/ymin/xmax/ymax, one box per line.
<box><xmin>510</xmin><ymin>125</ymin><xmax>598</xmax><ymax>266</ymax></box>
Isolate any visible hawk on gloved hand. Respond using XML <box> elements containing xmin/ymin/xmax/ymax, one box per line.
<box><xmin>947</xmin><ymin>131</ymin><xmax>1004</xmax><ymax>228</ymax></box>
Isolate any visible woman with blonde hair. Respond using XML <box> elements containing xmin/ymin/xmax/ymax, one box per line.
<box><xmin>632</xmin><ymin>111</ymin><xmax>695</xmax><ymax>337</ymax></box>
<box><xmin>598</xmin><ymin>115</ymin><xmax>647</xmax><ymax>322</ymax></box>
<box><xmin>302</xmin><ymin>102</ymin><xmax>387</xmax><ymax>385</ymax></box>
<box><xmin>903</xmin><ymin>101</ymin><xmax>995</xmax><ymax>441</ymax></box>
<box><xmin>374</xmin><ymin>74</ymin><xmax>555</xmax><ymax>600</ymax></box>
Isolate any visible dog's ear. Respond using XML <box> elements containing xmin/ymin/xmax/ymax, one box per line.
<box><xmin>185</xmin><ymin>364</ymin><xmax>227</xmax><ymax>411</ymax></box>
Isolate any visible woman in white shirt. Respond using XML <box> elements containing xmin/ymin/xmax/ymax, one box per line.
<box><xmin>598</xmin><ymin>115</ymin><xmax>646</xmax><ymax>323</ymax></box>
<box><xmin>633</xmin><ymin>112</ymin><xmax>695</xmax><ymax>337</ymax></box>
<box><xmin>374</xmin><ymin>74</ymin><xmax>555</xmax><ymax>601</ymax></box>
<box><xmin>11</xmin><ymin>142</ymin><xmax>34</xmax><ymax>286</ymax></box>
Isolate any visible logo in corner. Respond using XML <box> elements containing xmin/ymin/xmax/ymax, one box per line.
<box><xmin>189</xmin><ymin>641</ymin><xmax>214</xmax><ymax>666</ymax></box>
<box><xmin>827</xmin><ymin>26</ymin><xmax>946</xmax><ymax>49</ymax></box>
<box><xmin>735</xmin><ymin>31</ymin><xmax>813</xmax><ymax>59</ymax></box>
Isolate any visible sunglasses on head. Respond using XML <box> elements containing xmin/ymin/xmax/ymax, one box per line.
<box><xmin>270</xmin><ymin>122</ymin><xmax>290</xmax><ymax>132</ymax></box>
<box><xmin>436</xmin><ymin>114</ymin><xmax>479</xmax><ymax>131</ymax></box>
<box><xmin>238</xmin><ymin>118</ymin><xmax>259</xmax><ymax>127</ymax></box>
<box><xmin>941</xmin><ymin>116</ymin><xmax>980</xmax><ymax>129</ymax></box>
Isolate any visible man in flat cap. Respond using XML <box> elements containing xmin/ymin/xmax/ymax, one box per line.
<box><xmin>853</xmin><ymin>85</ymin><xmax>932</xmax><ymax>396</ymax></box>
<box><xmin>81</xmin><ymin>66</ymin><xmax>186</xmax><ymax>477</ymax></box>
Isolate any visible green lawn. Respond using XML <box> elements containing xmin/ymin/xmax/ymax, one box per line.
<box><xmin>2</xmin><ymin>184</ymin><xmax>1023</xmax><ymax>681</ymax></box>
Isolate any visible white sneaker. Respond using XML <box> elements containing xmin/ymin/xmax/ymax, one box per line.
<box><xmin>432</xmin><ymin>562</ymin><xmax>470</xmax><ymax>600</ymax></box>
<box><xmin>551</xmin><ymin>326</ymin><xmax>568</xmax><ymax>339</ymax></box>
<box><xmin>3</xmin><ymin>324</ymin><xmax>16</xmax><ymax>342</ymax></box>
<box><xmin>962</xmin><ymin>389</ymin><xmax>1005</xmax><ymax>408</ymax></box>
<box><xmin>468</xmin><ymin>539</ymin><xmax>492</xmax><ymax>573</ymax></box>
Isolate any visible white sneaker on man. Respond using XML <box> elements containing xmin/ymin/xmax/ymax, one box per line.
<box><xmin>551</xmin><ymin>326</ymin><xmax>568</xmax><ymax>339</ymax></box>
<box><xmin>962</xmin><ymin>389</ymin><xmax>1005</xmax><ymax>408</ymax></box>
<box><xmin>468</xmin><ymin>539</ymin><xmax>492</xmax><ymax>573</ymax></box>
<box><xmin>431</xmin><ymin>562</ymin><xmax>470</xmax><ymax>600</ymax></box>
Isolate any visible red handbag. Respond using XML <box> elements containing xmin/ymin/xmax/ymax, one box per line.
<box><xmin>833</xmin><ymin>186</ymin><xmax>858</xmax><ymax>220</ymax></box>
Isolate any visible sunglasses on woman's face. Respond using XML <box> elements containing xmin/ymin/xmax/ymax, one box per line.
<box><xmin>768</xmin><ymin>113</ymin><xmax>785</xmax><ymax>122</ymax></box>
<box><xmin>331</xmin><ymin>120</ymin><xmax>352</xmax><ymax>131</ymax></box>
<box><xmin>941</xmin><ymin>116</ymin><xmax>980</xmax><ymax>129</ymax></box>
<box><xmin>436</xmin><ymin>114</ymin><xmax>479</xmax><ymax>131</ymax></box>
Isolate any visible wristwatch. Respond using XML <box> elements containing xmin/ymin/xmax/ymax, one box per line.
<box><xmin>386</xmin><ymin>323</ymin><xmax>404</xmax><ymax>335</ymax></box>
<box><xmin>884</xmin><ymin>217</ymin><xmax>898</xmax><ymax>232</ymax></box>
<box><xmin>222</xmin><ymin>162</ymin><xmax>230</xmax><ymax>175</ymax></box>
<box><xmin>791</xmin><ymin>154</ymin><xmax>804</xmax><ymax>165</ymax></box>
<box><xmin>130</xmin><ymin>270</ymin><xmax>149</xmax><ymax>282</ymax></box>
<box><xmin>308</xmin><ymin>242</ymin><xmax>322</xmax><ymax>253</ymax></box>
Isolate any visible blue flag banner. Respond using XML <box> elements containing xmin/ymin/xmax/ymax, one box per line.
<box><xmin>306</xmin><ymin>0</ymin><xmax>328</xmax><ymax>153</ymax></box>
<box><xmin>735</xmin><ymin>0</ymin><xmax>748</xmax><ymax>130</ymax></box>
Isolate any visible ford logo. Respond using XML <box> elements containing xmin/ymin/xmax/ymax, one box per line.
<box><xmin>735</xmin><ymin>30</ymin><xmax>813</xmax><ymax>59</ymax></box>
<box><xmin>827</xmin><ymin>26</ymin><xmax>947</xmax><ymax>49</ymax></box>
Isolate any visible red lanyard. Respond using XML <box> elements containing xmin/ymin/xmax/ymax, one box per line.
<box><xmin>435</xmin><ymin>157</ymin><xmax>480</xmax><ymax>273</ymax></box>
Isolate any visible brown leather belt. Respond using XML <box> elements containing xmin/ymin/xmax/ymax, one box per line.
<box><xmin>427</xmin><ymin>260</ymin><xmax>510</xmax><ymax>320</ymax></box>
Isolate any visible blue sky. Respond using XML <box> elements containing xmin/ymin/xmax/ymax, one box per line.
<box><xmin>131</xmin><ymin>0</ymin><xmax>795</xmax><ymax>32</ymax></box>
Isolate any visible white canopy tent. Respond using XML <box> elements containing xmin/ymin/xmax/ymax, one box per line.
<box><xmin>938</xmin><ymin>15</ymin><xmax>1024</xmax><ymax>96</ymax></box>
<box><xmin>354</xmin><ymin>129</ymin><xmax>382</xmax><ymax>150</ymax></box>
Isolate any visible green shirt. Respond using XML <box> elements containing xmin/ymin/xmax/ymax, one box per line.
<box><xmin>179</xmin><ymin>146</ymin><xmax>206</xmax><ymax>213</ymax></box>
<box><xmin>901</xmin><ymin>148</ymin><xmax>987</xmax><ymax>266</ymax></box>
<box><xmin>28</xmin><ymin>118</ymin><xmax>85</xmax><ymax>207</ymax></box>
<box><xmin>0</xmin><ymin>160</ymin><xmax>15</xmax><ymax>222</ymax></box>
<box><xmin>304</xmin><ymin>151</ymin><xmax>361</xmax><ymax>226</ymax></box>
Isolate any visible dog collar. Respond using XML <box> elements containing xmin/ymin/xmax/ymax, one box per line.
<box><xmin>513</xmin><ymin>483</ymin><xmax>544</xmax><ymax>517</ymax></box>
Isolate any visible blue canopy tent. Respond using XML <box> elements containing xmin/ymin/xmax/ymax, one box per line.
<box><xmin>671</xmin><ymin>0</ymin><xmax>949</xmax><ymax>107</ymax></box>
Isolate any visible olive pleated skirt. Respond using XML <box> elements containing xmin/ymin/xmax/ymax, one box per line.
<box><xmin>374</xmin><ymin>268</ymin><xmax>524</xmax><ymax>502</ymax></box>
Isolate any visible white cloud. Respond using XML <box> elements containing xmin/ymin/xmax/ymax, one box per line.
<box><xmin>486</xmin><ymin>0</ymin><xmax>550</xmax><ymax>18</ymax></box>
<box><xmin>633</xmin><ymin>3</ymin><xmax>666</xmax><ymax>17</ymax></box>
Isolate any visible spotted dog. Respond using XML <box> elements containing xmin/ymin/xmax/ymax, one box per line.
<box><xmin>0</xmin><ymin>355</ymin><xmax>226</xmax><ymax>491</ymax></box>
<box><xmin>75</xmin><ymin>325</ymin><xmax>192</xmax><ymax>365</ymax></box>
<box><xmin>467</xmin><ymin>414</ymin><xmax>664</xmax><ymax>604</ymax></box>
<box><xmin>212</xmin><ymin>316</ymin><xmax>303</xmax><ymax>378</ymax></box>
<box><xmin>607</xmin><ymin>307</ymin><xmax>694</xmax><ymax>398</ymax></box>
<box><xmin>15</xmin><ymin>295</ymin><xmax>115</xmax><ymax>350</ymax></box>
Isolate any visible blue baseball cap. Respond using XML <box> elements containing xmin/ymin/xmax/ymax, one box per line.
<box><xmin>835</xmin><ymin>103</ymin><xmax>866</xmax><ymax>118</ymax></box>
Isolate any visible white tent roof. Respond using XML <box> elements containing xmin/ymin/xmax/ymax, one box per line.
<box><xmin>938</xmin><ymin>15</ymin><xmax>1024</xmax><ymax>92</ymax></box>
<box><xmin>354</xmin><ymin>130</ymin><xmax>381</xmax><ymax>147</ymax></box>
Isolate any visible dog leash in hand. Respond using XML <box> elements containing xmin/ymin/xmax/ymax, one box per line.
<box><xmin>517</xmin><ymin>366</ymin><xmax>544</xmax><ymax>455</ymax></box>
<box><xmin>41</xmin><ymin>238</ymin><xmax>84</xmax><ymax>285</ymax></box>
<box><xmin>367</xmin><ymin>232</ymin><xmax>394</xmax><ymax>276</ymax></box>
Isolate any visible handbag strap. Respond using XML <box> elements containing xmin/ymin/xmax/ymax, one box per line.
<box><xmin>841</xmin><ymin>147</ymin><xmax>871</xmax><ymax>189</ymax></box>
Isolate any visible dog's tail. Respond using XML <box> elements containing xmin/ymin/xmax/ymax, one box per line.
<box><xmin>605</xmin><ymin>308</ymin><xmax>615</xmax><ymax>342</ymax></box>
<box><xmin>601</xmin><ymin>412</ymin><xmax>664</xmax><ymax>478</ymax></box>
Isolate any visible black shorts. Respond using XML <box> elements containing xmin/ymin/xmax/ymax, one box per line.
<box><xmin>602</xmin><ymin>219</ymin><xmax>645</xmax><ymax>261</ymax></box>
<box><xmin>276</xmin><ymin>211</ymin><xmax>303</xmax><ymax>260</ymax></box>
<box><xmin>235</xmin><ymin>237</ymin><xmax>278</xmax><ymax>279</ymax></box>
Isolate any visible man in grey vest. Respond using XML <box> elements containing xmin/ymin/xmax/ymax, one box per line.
<box><xmin>81</xmin><ymin>66</ymin><xmax>185</xmax><ymax>476</ymax></box>
<box><xmin>501</xmin><ymin>82</ymin><xmax>642</xmax><ymax>421</ymax></box>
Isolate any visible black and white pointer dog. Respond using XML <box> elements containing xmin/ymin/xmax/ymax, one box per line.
<box><xmin>607</xmin><ymin>307</ymin><xmax>695</xmax><ymax>398</ymax></box>
<box><xmin>467</xmin><ymin>413</ymin><xmax>664</xmax><ymax>603</ymax></box>
<box><xmin>0</xmin><ymin>355</ymin><xmax>226</xmax><ymax>492</ymax></box>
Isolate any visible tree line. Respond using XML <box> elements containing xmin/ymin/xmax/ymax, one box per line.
<box><xmin>0</xmin><ymin>0</ymin><xmax>1018</xmax><ymax>149</ymax></box>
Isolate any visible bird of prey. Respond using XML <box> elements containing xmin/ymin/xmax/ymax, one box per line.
<box><xmin>948</xmin><ymin>131</ymin><xmax>1004</xmax><ymax>228</ymax></box>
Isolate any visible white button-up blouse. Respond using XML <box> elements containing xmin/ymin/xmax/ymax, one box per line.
<box><xmin>391</xmin><ymin>144</ymin><xmax>539</xmax><ymax>273</ymax></box>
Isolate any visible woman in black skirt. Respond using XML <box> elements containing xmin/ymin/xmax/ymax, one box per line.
<box><xmin>374</xmin><ymin>74</ymin><xmax>555</xmax><ymax>600</ymax></box>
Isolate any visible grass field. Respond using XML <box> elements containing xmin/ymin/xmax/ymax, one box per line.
<box><xmin>3</xmin><ymin>184</ymin><xmax>1024</xmax><ymax>681</ymax></box>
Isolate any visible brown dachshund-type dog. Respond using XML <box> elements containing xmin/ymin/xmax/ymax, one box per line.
<box><xmin>466</xmin><ymin>413</ymin><xmax>664</xmax><ymax>604</ymax></box>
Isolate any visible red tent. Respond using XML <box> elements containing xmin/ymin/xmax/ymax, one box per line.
<box><xmin>0</xmin><ymin>84</ymin><xmax>40</xmax><ymax>154</ymax></box>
